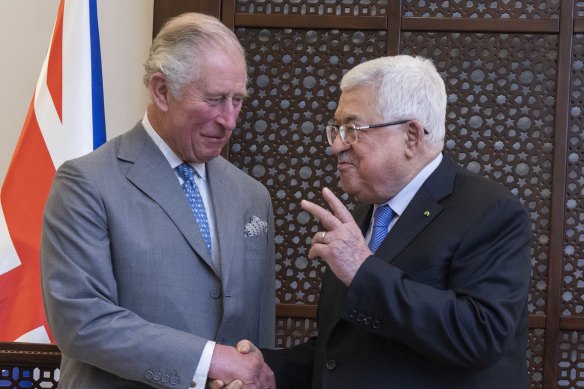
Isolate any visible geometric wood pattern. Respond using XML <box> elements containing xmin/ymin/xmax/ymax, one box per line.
<box><xmin>0</xmin><ymin>342</ymin><xmax>60</xmax><ymax>389</ymax></box>
<box><xmin>276</xmin><ymin>316</ymin><xmax>318</xmax><ymax>349</ymax></box>
<box><xmin>403</xmin><ymin>0</ymin><xmax>560</xmax><ymax>19</ymax></box>
<box><xmin>528</xmin><ymin>328</ymin><xmax>545</xmax><ymax>389</ymax></box>
<box><xmin>0</xmin><ymin>366</ymin><xmax>59</xmax><ymax>389</ymax></box>
<box><xmin>236</xmin><ymin>0</ymin><xmax>388</xmax><ymax>16</ymax></box>
<box><xmin>560</xmin><ymin>34</ymin><xmax>584</xmax><ymax>317</ymax></box>
<box><xmin>557</xmin><ymin>331</ymin><xmax>584</xmax><ymax>387</ymax></box>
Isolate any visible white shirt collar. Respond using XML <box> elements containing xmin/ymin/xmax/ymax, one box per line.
<box><xmin>377</xmin><ymin>153</ymin><xmax>443</xmax><ymax>217</ymax></box>
<box><xmin>141</xmin><ymin>113</ymin><xmax>207</xmax><ymax>181</ymax></box>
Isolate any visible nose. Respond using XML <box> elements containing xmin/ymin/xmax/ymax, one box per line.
<box><xmin>331</xmin><ymin>134</ymin><xmax>350</xmax><ymax>155</ymax></box>
<box><xmin>215</xmin><ymin>99</ymin><xmax>240</xmax><ymax>130</ymax></box>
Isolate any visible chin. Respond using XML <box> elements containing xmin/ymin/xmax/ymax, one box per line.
<box><xmin>340</xmin><ymin>182</ymin><xmax>358</xmax><ymax>200</ymax></box>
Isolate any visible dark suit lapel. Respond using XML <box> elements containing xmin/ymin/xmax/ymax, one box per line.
<box><xmin>375</xmin><ymin>156</ymin><xmax>457</xmax><ymax>262</ymax></box>
<box><xmin>117</xmin><ymin>124</ymin><xmax>216</xmax><ymax>272</ymax></box>
<box><xmin>207</xmin><ymin>157</ymin><xmax>241</xmax><ymax>285</ymax></box>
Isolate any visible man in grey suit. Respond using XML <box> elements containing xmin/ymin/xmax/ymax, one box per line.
<box><xmin>41</xmin><ymin>13</ymin><xmax>275</xmax><ymax>389</ymax></box>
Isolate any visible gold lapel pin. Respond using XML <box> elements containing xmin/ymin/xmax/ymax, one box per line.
<box><xmin>423</xmin><ymin>210</ymin><xmax>430</xmax><ymax>217</ymax></box>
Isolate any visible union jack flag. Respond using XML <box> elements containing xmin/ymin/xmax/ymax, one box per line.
<box><xmin>0</xmin><ymin>0</ymin><xmax>106</xmax><ymax>343</ymax></box>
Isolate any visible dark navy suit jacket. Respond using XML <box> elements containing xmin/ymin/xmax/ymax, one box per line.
<box><xmin>264</xmin><ymin>156</ymin><xmax>531</xmax><ymax>389</ymax></box>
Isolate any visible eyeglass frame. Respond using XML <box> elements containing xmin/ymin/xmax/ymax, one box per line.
<box><xmin>325</xmin><ymin>119</ymin><xmax>428</xmax><ymax>146</ymax></box>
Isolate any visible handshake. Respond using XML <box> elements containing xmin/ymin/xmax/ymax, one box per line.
<box><xmin>208</xmin><ymin>340</ymin><xmax>274</xmax><ymax>389</ymax></box>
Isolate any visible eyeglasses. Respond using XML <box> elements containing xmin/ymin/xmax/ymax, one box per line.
<box><xmin>326</xmin><ymin>119</ymin><xmax>415</xmax><ymax>146</ymax></box>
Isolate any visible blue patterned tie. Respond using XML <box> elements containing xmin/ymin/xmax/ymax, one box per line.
<box><xmin>175</xmin><ymin>163</ymin><xmax>212</xmax><ymax>255</ymax></box>
<box><xmin>368</xmin><ymin>205</ymin><xmax>394</xmax><ymax>253</ymax></box>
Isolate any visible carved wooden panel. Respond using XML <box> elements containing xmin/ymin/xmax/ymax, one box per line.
<box><xmin>560</xmin><ymin>34</ymin><xmax>584</xmax><ymax>317</ymax></box>
<box><xmin>236</xmin><ymin>0</ymin><xmax>388</xmax><ymax>16</ymax></box>
<box><xmin>557</xmin><ymin>331</ymin><xmax>584</xmax><ymax>387</ymax></box>
<box><xmin>230</xmin><ymin>27</ymin><xmax>387</xmax><ymax>304</ymax></box>
<box><xmin>403</xmin><ymin>0</ymin><xmax>560</xmax><ymax>19</ymax></box>
<box><xmin>275</xmin><ymin>317</ymin><xmax>318</xmax><ymax>348</ymax></box>
<box><xmin>400</xmin><ymin>32</ymin><xmax>557</xmax><ymax>316</ymax></box>
<box><xmin>528</xmin><ymin>328</ymin><xmax>545</xmax><ymax>389</ymax></box>
<box><xmin>577</xmin><ymin>2</ymin><xmax>584</xmax><ymax>17</ymax></box>
<box><xmin>0</xmin><ymin>366</ymin><xmax>59</xmax><ymax>388</ymax></box>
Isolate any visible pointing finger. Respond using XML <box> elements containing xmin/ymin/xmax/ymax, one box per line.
<box><xmin>301</xmin><ymin>199</ymin><xmax>341</xmax><ymax>230</ymax></box>
<box><xmin>322</xmin><ymin>187</ymin><xmax>354</xmax><ymax>224</ymax></box>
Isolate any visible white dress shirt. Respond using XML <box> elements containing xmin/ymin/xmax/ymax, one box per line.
<box><xmin>366</xmin><ymin>153</ymin><xmax>443</xmax><ymax>243</ymax></box>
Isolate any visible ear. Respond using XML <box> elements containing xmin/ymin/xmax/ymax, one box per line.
<box><xmin>149</xmin><ymin>72</ymin><xmax>170</xmax><ymax>112</ymax></box>
<box><xmin>404</xmin><ymin>120</ymin><xmax>425</xmax><ymax>158</ymax></box>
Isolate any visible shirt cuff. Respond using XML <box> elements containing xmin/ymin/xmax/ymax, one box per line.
<box><xmin>192</xmin><ymin>341</ymin><xmax>216</xmax><ymax>388</ymax></box>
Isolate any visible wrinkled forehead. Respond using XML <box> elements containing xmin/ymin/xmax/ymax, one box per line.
<box><xmin>335</xmin><ymin>86</ymin><xmax>380</xmax><ymax>123</ymax></box>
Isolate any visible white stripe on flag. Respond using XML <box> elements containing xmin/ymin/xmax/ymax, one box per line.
<box><xmin>14</xmin><ymin>325</ymin><xmax>51</xmax><ymax>343</ymax></box>
<box><xmin>0</xmin><ymin>205</ymin><xmax>20</xmax><ymax>276</ymax></box>
<box><xmin>38</xmin><ymin>0</ymin><xmax>95</xmax><ymax>169</ymax></box>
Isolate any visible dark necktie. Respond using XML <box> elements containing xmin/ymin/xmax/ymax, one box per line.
<box><xmin>175</xmin><ymin>163</ymin><xmax>212</xmax><ymax>255</ymax></box>
<box><xmin>368</xmin><ymin>205</ymin><xmax>394</xmax><ymax>253</ymax></box>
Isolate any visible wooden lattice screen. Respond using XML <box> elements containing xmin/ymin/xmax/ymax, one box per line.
<box><xmin>2</xmin><ymin>1</ymin><xmax>582</xmax><ymax>388</ymax></box>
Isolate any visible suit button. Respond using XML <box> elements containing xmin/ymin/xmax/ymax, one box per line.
<box><xmin>170</xmin><ymin>376</ymin><xmax>179</xmax><ymax>385</ymax></box>
<box><xmin>364</xmin><ymin>316</ymin><xmax>372</xmax><ymax>326</ymax></box>
<box><xmin>325</xmin><ymin>359</ymin><xmax>336</xmax><ymax>370</ymax></box>
<box><xmin>210</xmin><ymin>289</ymin><xmax>221</xmax><ymax>299</ymax></box>
<box><xmin>348</xmin><ymin>309</ymin><xmax>357</xmax><ymax>319</ymax></box>
<box><xmin>356</xmin><ymin>313</ymin><xmax>364</xmax><ymax>323</ymax></box>
<box><xmin>372</xmin><ymin>320</ymin><xmax>381</xmax><ymax>329</ymax></box>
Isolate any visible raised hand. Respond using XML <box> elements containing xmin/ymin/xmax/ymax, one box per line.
<box><xmin>301</xmin><ymin>187</ymin><xmax>372</xmax><ymax>286</ymax></box>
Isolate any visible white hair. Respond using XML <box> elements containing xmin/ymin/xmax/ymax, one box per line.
<box><xmin>143</xmin><ymin>13</ymin><xmax>246</xmax><ymax>98</ymax></box>
<box><xmin>340</xmin><ymin>55</ymin><xmax>447</xmax><ymax>147</ymax></box>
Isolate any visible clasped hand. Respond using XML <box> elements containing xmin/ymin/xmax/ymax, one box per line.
<box><xmin>209</xmin><ymin>340</ymin><xmax>270</xmax><ymax>389</ymax></box>
<box><xmin>209</xmin><ymin>188</ymin><xmax>369</xmax><ymax>388</ymax></box>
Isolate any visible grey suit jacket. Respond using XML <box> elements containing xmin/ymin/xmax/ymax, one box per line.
<box><xmin>41</xmin><ymin>123</ymin><xmax>275</xmax><ymax>388</ymax></box>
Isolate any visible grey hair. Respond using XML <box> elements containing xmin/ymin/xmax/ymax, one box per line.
<box><xmin>340</xmin><ymin>55</ymin><xmax>447</xmax><ymax>147</ymax></box>
<box><xmin>143</xmin><ymin>13</ymin><xmax>246</xmax><ymax>98</ymax></box>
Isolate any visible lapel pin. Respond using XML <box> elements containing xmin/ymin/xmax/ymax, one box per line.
<box><xmin>423</xmin><ymin>210</ymin><xmax>430</xmax><ymax>217</ymax></box>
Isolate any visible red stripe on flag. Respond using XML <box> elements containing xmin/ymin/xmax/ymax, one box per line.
<box><xmin>0</xmin><ymin>95</ymin><xmax>56</xmax><ymax>342</ymax></box>
<box><xmin>47</xmin><ymin>0</ymin><xmax>64</xmax><ymax>123</ymax></box>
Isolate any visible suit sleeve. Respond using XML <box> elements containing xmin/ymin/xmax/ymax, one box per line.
<box><xmin>41</xmin><ymin>161</ymin><xmax>206</xmax><ymax>388</ymax></box>
<box><xmin>342</xmin><ymin>196</ymin><xmax>532</xmax><ymax>369</ymax></box>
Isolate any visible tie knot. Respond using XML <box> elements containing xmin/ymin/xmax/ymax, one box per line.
<box><xmin>175</xmin><ymin>163</ymin><xmax>196</xmax><ymax>183</ymax></box>
<box><xmin>373</xmin><ymin>205</ymin><xmax>394</xmax><ymax>229</ymax></box>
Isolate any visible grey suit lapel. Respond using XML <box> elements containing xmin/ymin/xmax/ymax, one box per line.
<box><xmin>117</xmin><ymin>124</ymin><xmax>216</xmax><ymax>272</ymax></box>
<box><xmin>207</xmin><ymin>157</ymin><xmax>241</xmax><ymax>285</ymax></box>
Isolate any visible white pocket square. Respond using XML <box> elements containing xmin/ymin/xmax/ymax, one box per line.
<box><xmin>244</xmin><ymin>215</ymin><xmax>268</xmax><ymax>237</ymax></box>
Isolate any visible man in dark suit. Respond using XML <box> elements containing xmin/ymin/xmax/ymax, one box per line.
<box><xmin>41</xmin><ymin>13</ymin><xmax>275</xmax><ymax>389</ymax></box>
<box><xmin>214</xmin><ymin>54</ymin><xmax>532</xmax><ymax>389</ymax></box>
